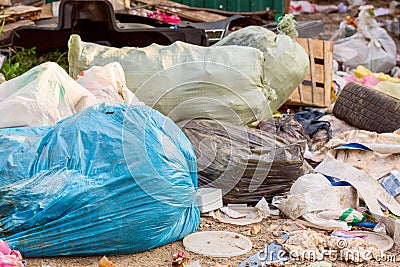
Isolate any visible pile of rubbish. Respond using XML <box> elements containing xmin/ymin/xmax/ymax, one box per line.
<box><xmin>0</xmin><ymin>0</ymin><xmax>399</xmax><ymax>266</ymax></box>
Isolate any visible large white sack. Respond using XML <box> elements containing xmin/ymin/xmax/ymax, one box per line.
<box><xmin>68</xmin><ymin>34</ymin><xmax>272</xmax><ymax>125</ymax></box>
<box><xmin>214</xmin><ymin>26</ymin><xmax>309</xmax><ymax>113</ymax></box>
<box><xmin>333</xmin><ymin>5</ymin><xmax>396</xmax><ymax>73</ymax></box>
<box><xmin>0</xmin><ymin>62</ymin><xmax>97</xmax><ymax>128</ymax></box>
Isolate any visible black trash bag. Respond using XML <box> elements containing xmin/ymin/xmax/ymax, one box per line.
<box><xmin>178</xmin><ymin>119</ymin><xmax>306</xmax><ymax>204</ymax></box>
<box><xmin>258</xmin><ymin>116</ymin><xmax>309</xmax><ymax>151</ymax></box>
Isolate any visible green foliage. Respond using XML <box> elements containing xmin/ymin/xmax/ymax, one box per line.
<box><xmin>0</xmin><ymin>47</ymin><xmax>68</xmax><ymax>80</ymax></box>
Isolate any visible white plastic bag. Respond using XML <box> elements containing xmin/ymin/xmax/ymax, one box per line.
<box><xmin>0</xmin><ymin>62</ymin><xmax>97</xmax><ymax>128</ymax></box>
<box><xmin>74</xmin><ymin>62</ymin><xmax>143</xmax><ymax>106</ymax></box>
<box><xmin>0</xmin><ymin>62</ymin><xmax>143</xmax><ymax>129</ymax></box>
<box><xmin>290</xmin><ymin>173</ymin><xmax>332</xmax><ymax>195</ymax></box>
<box><xmin>333</xmin><ymin>5</ymin><xmax>396</xmax><ymax>73</ymax></box>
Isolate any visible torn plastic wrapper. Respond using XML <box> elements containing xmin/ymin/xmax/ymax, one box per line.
<box><xmin>211</xmin><ymin>198</ymin><xmax>270</xmax><ymax>225</ymax></box>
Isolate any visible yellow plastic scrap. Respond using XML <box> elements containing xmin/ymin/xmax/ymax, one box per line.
<box><xmin>354</xmin><ymin>65</ymin><xmax>400</xmax><ymax>83</ymax></box>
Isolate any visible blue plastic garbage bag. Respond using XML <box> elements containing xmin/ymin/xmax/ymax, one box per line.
<box><xmin>0</xmin><ymin>126</ymin><xmax>49</xmax><ymax>186</ymax></box>
<box><xmin>0</xmin><ymin>104</ymin><xmax>199</xmax><ymax>257</ymax></box>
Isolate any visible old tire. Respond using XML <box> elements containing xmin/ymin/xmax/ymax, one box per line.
<box><xmin>333</xmin><ymin>82</ymin><xmax>400</xmax><ymax>133</ymax></box>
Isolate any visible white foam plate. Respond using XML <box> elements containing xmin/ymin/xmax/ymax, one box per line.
<box><xmin>183</xmin><ymin>231</ymin><xmax>252</xmax><ymax>257</ymax></box>
<box><xmin>352</xmin><ymin>231</ymin><xmax>394</xmax><ymax>252</ymax></box>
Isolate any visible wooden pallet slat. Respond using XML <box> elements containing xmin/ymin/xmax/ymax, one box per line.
<box><xmin>286</xmin><ymin>38</ymin><xmax>333</xmax><ymax>108</ymax></box>
<box><xmin>136</xmin><ymin>0</ymin><xmax>227</xmax><ymax>22</ymax></box>
<box><xmin>0</xmin><ymin>5</ymin><xmax>42</xmax><ymax>23</ymax></box>
<box><xmin>324</xmin><ymin>39</ymin><xmax>333</xmax><ymax>107</ymax></box>
<box><xmin>308</xmin><ymin>38</ymin><xmax>317</xmax><ymax>105</ymax></box>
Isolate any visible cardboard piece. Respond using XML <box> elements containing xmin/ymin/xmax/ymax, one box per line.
<box><xmin>315</xmin><ymin>157</ymin><xmax>400</xmax><ymax>217</ymax></box>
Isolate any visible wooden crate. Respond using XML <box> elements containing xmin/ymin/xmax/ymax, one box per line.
<box><xmin>285</xmin><ymin>38</ymin><xmax>333</xmax><ymax>107</ymax></box>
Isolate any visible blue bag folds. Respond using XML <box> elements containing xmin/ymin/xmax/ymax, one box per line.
<box><xmin>0</xmin><ymin>104</ymin><xmax>199</xmax><ymax>257</ymax></box>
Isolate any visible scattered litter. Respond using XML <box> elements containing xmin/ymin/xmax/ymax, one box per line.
<box><xmin>255</xmin><ymin>197</ymin><xmax>271</xmax><ymax>218</ymax></box>
<box><xmin>172</xmin><ymin>251</ymin><xmax>189</xmax><ymax>267</ymax></box>
<box><xmin>352</xmin><ymin>221</ymin><xmax>377</xmax><ymax>228</ymax></box>
<box><xmin>279</xmin><ymin>173</ymin><xmax>358</xmax><ymax>230</ymax></box>
<box><xmin>378</xmin><ymin>171</ymin><xmax>400</xmax><ymax>203</ymax></box>
<box><xmin>0</xmin><ymin>1</ymin><xmax>398</xmax><ymax>264</ymax></box>
<box><xmin>282</xmin><ymin>229</ymin><xmax>381</xmax><ymax>262</ymax></box>
<box><xmin>317</xmin><ymin>208</ymin><xmax>366</xmax><ymax>223</ymax></box>
<box><xmin>354</xmin><ymin>65</ymin><xmax>400</xmax><ymax>83</ymax></box>
<box><xmin>250</xmin><ymin>225</ymin><xmax>262</xmax><ymax>236</ymax></box>
<box><xmin>98</xmin><ymin>256</ymin><xmax>115</xmax><ymax>267</ymax></box>
<box><xmin>333</xmin><ymin>5</ymin><xmax>396</xmax><ymax>73</ymax></box>
<box><xmin>183</xmin><ymin>231</ymin><xmax>252</xmax><ymax>257</ymax></box>
<box><xmin>219</xmin><ymin>207</ymin><xmax>247</xmax><ymax>219</ymax></box>
<box><xmin>351</xmin><ymin>231</ymin><xmax>394</xmax><ymax>252</ymax></box>
<box><xmin>212</xmin><ymin>206</ymin><xmax>264</xmax><ymax>226</ymax></box>
<box><xmin>238</xmin><ymin>234</ymin><xmax>289</xmax><ymax>266</ymax></box>
<box><xmin>147</xmin><ymin>10</ymin><xmax>181</xmax><ymax>24</ymax></box>
<box><xmin>290</xmin><ymin>1</ymin><xmax>317</xmax><ymax>15</ymax></box>
<box><xmin>293</xmin><ymin>111</ymin><xmax>331</xmax><ymax>152</ymax></box>
<box><xmin>0</xmin><ymin>240</ymin><xmax>24</xmax><ymax>267</ymax></box>
<box><xmin>373</xmin><ymin>222</ymin><xmax>387</xmax><ymax>233</ymax></box>
<box><xmin>311</xmin><ymin>261</ymin><xmax>332</xmax><ymax>267</ymax></box>
<box><xmin>332</xmin><ymin>230</ymin><xmax>368</xmax><ymax>239</ymax></box>
<box><xmin>316</xmin><ymin>157</ymin><xmax>400</xmax><ymax>217</ymax></box>
<box><xmin>338</xmin><ymin>2</ymin><xmax>348</xmax><ymax>13</ymax></box>
<box><xmin>317</xmin><ymin>115</ymin><xmax>358</xmax><ymax>137</ymax></box>
<box><xmin>308</xmin><ymin>130</ymin><xmax>400</xmax><ymax>177</ymax></box>
<box><xmin>196</xmin><ymin>188</ymin><xmax>223</xmax><ymax>213</ymax></box>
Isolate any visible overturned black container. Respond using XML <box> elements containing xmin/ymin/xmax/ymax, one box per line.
<box><xmin>5</xmin><ymin>0</ymin><xmax>208</xmax><ymax>53</ymax></box>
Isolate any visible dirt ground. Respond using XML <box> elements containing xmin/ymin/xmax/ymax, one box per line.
<box><xmin>28</xmin><ymin>217</ymin><xmax>400</xmax><ymax>267</ymax></box>
<box><xmin>25</xmin><ymin>1</ymin><xmax>400</xmax><ymax>266</ymax></box>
